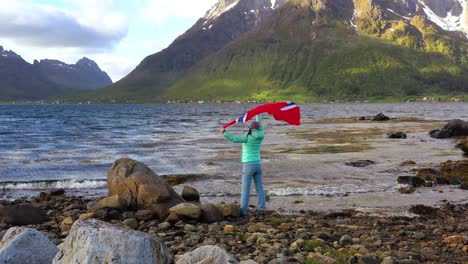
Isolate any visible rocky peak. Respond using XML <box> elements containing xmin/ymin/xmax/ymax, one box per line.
<box><xmin>0</xmin><ymin>46</ymin><xmax>22</xmax><ymax>59</ymax></box>
<box><xmin>76</xmin><ymin>57</ymin><xmax>99</xmax><ymax>70</ymax></box>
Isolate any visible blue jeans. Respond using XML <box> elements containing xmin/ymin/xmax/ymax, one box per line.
<box><xmin>241</xmin><ymin>163</ymin><xmax>266</xmax><ymax>215</ymax></box>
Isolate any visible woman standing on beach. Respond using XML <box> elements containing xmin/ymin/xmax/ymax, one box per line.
<box><xmin>221</xmin><ymin>115</ymin><xmax>266</xmax><ymax>216</ymax></box>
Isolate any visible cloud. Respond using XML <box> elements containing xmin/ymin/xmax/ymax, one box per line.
<box><xmin>0</xmin><ymin>0</ymin><xmax>128</xmax><ymax>48</ymax></box>
<box><xmin>140</xmin><ymin>0</ymin><xmax>218</xmax><ymax>27</ymax></box>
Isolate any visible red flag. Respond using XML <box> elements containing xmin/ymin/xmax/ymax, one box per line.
<box><xmin>224</xmin><ymin>102</ymin><xmax>301</xmax><ymax>129</ymax></box>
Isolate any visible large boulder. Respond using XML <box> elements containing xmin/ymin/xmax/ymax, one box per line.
<box><xmin>107</xmin><ymin>158</ymin><xmax>184</xmax><ymax>220</ymax></box>
<box><xmin>52</xmin><ymin>218</ymin><xmax>171</xmax><ymax>264</ymax></box>
<box><xmin>0</xmin><ymin>204</ymin><xmax>49</xmax><ymax>225</ymax></box>
<box><xmin>0</xmin><ymin>227</ymin><xmax>59</xmax><ymax>264</ymax></box>
<box><xmin>430</xmin><ymin>119</ymin><xmax>468</xmax><ymax>138</ymax></box>
<box><xmin>443</xmin><ymin>119</ymin><xmax>468</xmax><ymax>136</ymax></box>
<box><xmin>175</xmin><ymin>245</ymin><xmax>238</xmax><ymax>264</ymax></box>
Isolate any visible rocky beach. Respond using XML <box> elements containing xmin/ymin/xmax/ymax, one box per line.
<box><xmin>0</xmin><ymin>153</ymin><xmax>467</xmax><ymax>264</ymax></box>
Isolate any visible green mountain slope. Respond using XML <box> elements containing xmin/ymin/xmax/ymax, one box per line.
<box><xmin>66</xmin><ymin>0</ymin><xmax>468</xmax><ymax>103</ymax></box>
<box><xmin>166</xmin><ymin>0</ymin><xmax>468</xmax><ymax>102</ymax></box>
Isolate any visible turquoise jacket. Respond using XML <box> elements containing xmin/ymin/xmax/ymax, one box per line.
<box><xmin>224</xmin><ymin>115</ymin><xmax>264</xmax><ymax>164</ymax></box>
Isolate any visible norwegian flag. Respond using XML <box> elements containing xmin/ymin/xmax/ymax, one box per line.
<box><xmin>223</xmin><ymin>102</ymin><xmax>301</xmax><ymax>129</ymax></box>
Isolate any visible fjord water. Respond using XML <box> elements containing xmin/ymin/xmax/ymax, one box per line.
<box><xmin>1</xmin><ymin>104</ymin><xmax>467</xmax><ymax>213</ymax></box>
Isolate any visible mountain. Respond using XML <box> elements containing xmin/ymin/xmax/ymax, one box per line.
<box><xmin>0</xmin><ymin>46</ymin><xmax>112</xmax><ymax>101</ymax></box>
<box><xmin>76</xmin><ymin>0</ymin><xmax>285</xmax><ymax>102</ymax></box>
<box><xmin>76</xmin><ymin>0</ymin><xmax>468</xmax><ymax>102</ymax></box>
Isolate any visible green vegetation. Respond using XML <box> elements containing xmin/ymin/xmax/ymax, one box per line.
<box><xmin>303</xmin><ymin>239</ymin><xmax>324</xmax><ymax>251</ymax></box>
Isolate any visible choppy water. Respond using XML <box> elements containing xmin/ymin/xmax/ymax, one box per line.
<box><xmin>1</xmin><ymin>103</ymin><xmax>467</xmax><ymax>212</ymax></box>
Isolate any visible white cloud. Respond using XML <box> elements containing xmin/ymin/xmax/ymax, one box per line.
<box><xmin>0</xmin><ymin>0</ymin><xmax>128</xmax><ymax>48</ymax></box>
<box><xmin>140</xmin><ymin>0</ymin><xmax>218</xmax><ymax>26</ymax></box>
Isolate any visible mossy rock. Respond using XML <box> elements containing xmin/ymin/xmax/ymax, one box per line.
<box><xmin>438</xmin><ymin>160</ymin><xmax>468</xmax><ymax>183</ymax></box>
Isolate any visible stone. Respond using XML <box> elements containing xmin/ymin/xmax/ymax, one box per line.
<box><xmin>416</xmin><ymin>168</ymin><xmax>442</xmax><ymax>183</ymax></box>
<box><xmin>373</xmin><ymin>113</ymin><xmax>390</xmax><ymax>121</ymax></box>
<box><xmin>169</xmin><ymin>203</ymin><xmax>202</xmax><ymax>220</ymax></box>
<box><xmin>79</xmin><ymin>212</ymin><xmax>94</xmax><ymax>219</ymax></box>
<box><xmin>135</xmin><ymin>210</ymin><xmax>155</xmax><ymax>221</ymax></box>
<box><xmin>52</xmin><ymin>219</ymin><xmax>171</xmax><ymax>264</ymax></box>
<box><xmin>460</xmin><ymin>182</ymin><xmax>468</xmax><ymax>190</ymax></box>
<box><xmin>175</xmin><ymin>245</ymin><xmax>238</xmax><ymax>264</ymax></box>
<box><xmin>158</xmin><ymin>222</ymin><xmax>172</xmax><ymax>229</ymax></box>
<box><xmin>218</xmin><ymin>203</ymin><xmax>241</xmax><ymax>217</ymax></box>
<box><xmin>399</xmin><ymin>186</ymin><xmax>415</xmax><ymax>194</ymax></box>
<box><xmin>60</xmin><ymin>217</ymin><xmax>74</xmax><ymax>233</ymax></box>
<box><xmin>443</xmin><ymin>235</ymin><xmax>465</xmax><ymax>245</ymax></box>
<box><xmin>442</xmin><ymin>119</ymin><xmax>468</xmax><ymax>136</ymax></box>
<box><xmin>429</xmin><ymin>129</ymin><xmax>452</xmax><ymax>139</ymax></box>
<box><xmin>339</xmin><ymin>234</ymin><xmax>353</xmax><ymax>245</ymax></box>
<box><xmin>107</xmin><ymin>158</ymin><xmax>184</xmax><ymax>220</ymax></box>
<box><xmin>0</xmin><ymin>204</ymin><xmax>49</xmax><ymax>225</ymax></box>
<box><xmin>345</xmin><ymin>160</ymin><xmax>375</xmax><ymax>167</ymax></box>
<box><xmin>462</xmin><ymin>139</ymin><xmax>468</xmax><ymax>154</ymax></box>
<box><xmin>439</xmin><ymin>160</ymin><xmax>468</xmax><ymax>184</ymax></box>
<box><xmin>165</xmin><ymin>212</ymin><xmax>180</xmax><ymax>223</ymax></box>
<box><xmin>181</xmin><ymin>186</ymin><xmax>200</xmax><ymax>202</ymax></box>
<box><xmin>200</xmin><ymin>203</ymin><xmax>224</xmax><ymax>223</ymax></box>
<box><xmin>397</xmin><ymin>176</ymin><xmax>426</xmax><ymax>187</ymax></box>
<box><xmin>224</xmin><ymin>225</ymin><xmax>235</xmax><ymax>233</ymax></box>
<box><xmin>387</xmin><ymin>132</ymin><xmax>407</xmax><ymax>139</ymax></box>
<box><xmin>307</xmin><ymin>253</ymin><xmax>337</xmax><ymax>264</ymax></box>
<box><xmin>430</xmin><ymin>119</ymin><xmax>468</xmax><ymax>138</ymax></box>
<box><xmin>381</xmin><ymin>256</ymin><xmax>397</xmax><ymax>264</ymax></box>
<box><xmin>0</xmin><ymin>227</ymin><xmax>59</xmax><ymax>264</ymax></box>
<box><xmin>360</xmin><ymin>254</ymin><xmax>380</xmax><ymax>264</ymax></box>
<box><xmin>95</xmin><ymin>195</ymin><xmax>129</xmax><ymax>211</ymax></box>
<box><xmin>240</xmin><ymin>260</ymin><xmax>257</xmax><ymax>264</ymax></box>
<box><xmin>122</xmin><ymin>218</ymin><xmax>139</xmax><ymax>229</ymax></box>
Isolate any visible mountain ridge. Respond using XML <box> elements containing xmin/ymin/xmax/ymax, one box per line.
<box><xmin>0</xmin><ymin>45</ymin><xmax>112</xmax><ymax>101</ymax></box>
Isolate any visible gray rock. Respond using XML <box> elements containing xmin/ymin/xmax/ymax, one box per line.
<box><xmin>0</xmin><ymin>204</ymin><xmax>49</xmax><ymax>226</ymax></box>
<box><xmin>381</xmin><ymin>256</ymin><xmax>397</xmax><ymax>264</ymax></box>
<box><xmin>360</xmin><ymin>254</ymin><xmax>380</xmax><ymax>264</ymax></box>
<box><xmin>52</xmin><ymin>218</ymin><xmax>171</xmax><ymax>264</ymax></box>
<box><xmin>339</xmin><ymin>234</ymin><xmax>353</xmax><ymax>245</ymax></box>
<box><xmin>122</xmin><ymin>218</ymin><xmax>139</xmax><ymax>229</ymax></box>
<box><xmin>175</xmin><ymin>245</ymin><xmax>238</xmax><ymax>264</ymax></box>
<box><xmin>0</xmin><ymin>227</ymin><xmax>59</xmax><ymax>264</ymax></box>
<box><xmin>240</xmin><ymin>260</ymin><xmax>257</xmax><ymax>264</ymax></box>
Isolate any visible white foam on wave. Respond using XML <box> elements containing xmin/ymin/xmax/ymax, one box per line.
<box><xmin>267</xmin><ymin>183</ymin><xmax>399</xmax><ymax>196</ymax></box>
<box><xmin>0</xmin><ymin>179</ymin><xmax>107</xmax><ymax>190</ymax></box>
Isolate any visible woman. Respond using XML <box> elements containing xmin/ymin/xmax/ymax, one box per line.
<box><xmin>221</xmin><ymin>115</ymin><xmax>266</xmax><ymax>216</ymax></box>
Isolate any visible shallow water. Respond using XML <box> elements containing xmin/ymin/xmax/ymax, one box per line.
<box><xmin>0</xmin><ymin>103</ymin><xmax>467</xmax><ymax>212</ymax></box>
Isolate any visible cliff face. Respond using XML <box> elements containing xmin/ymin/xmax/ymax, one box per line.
<box><xmin>0</xmin><ymin>46</ymin><xmax>112</xmax><ymax>101</ymax></box>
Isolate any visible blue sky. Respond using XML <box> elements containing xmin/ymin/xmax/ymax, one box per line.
<box><xmin>0</xmin><ymin>0</ymin><xmax>218</xmax><ymax>81</ymax></box>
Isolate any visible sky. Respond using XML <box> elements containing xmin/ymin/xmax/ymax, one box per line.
<box><xmin>0</xmin><ymin>0</ymin><xmax>218</xmax><ymax>82</ymax></box>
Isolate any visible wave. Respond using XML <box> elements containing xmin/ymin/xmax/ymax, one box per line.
<box><xmin>0</xmin><ymin>179</ymin><xmax>107</xmax><ymax>190</ymax></box>
<box><xmin>267</xmin><ymin>183</ymin><xmax>400</xmax><ymax>196</ymax></box>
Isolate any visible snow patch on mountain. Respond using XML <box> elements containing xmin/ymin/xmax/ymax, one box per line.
<box><xmin>418</xmin><ymin>0</ymin><xmax>467</xmax><ymax>35</ymax></box>
<box><xmin>387</xmin><ymin>8</ymin><xmax>411</xmax><ymax>20</ymax></box>
<box><xmin>271</xmin><ymin>0</ymin><xmax>276</xmax><ymax>8</ymax></box>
